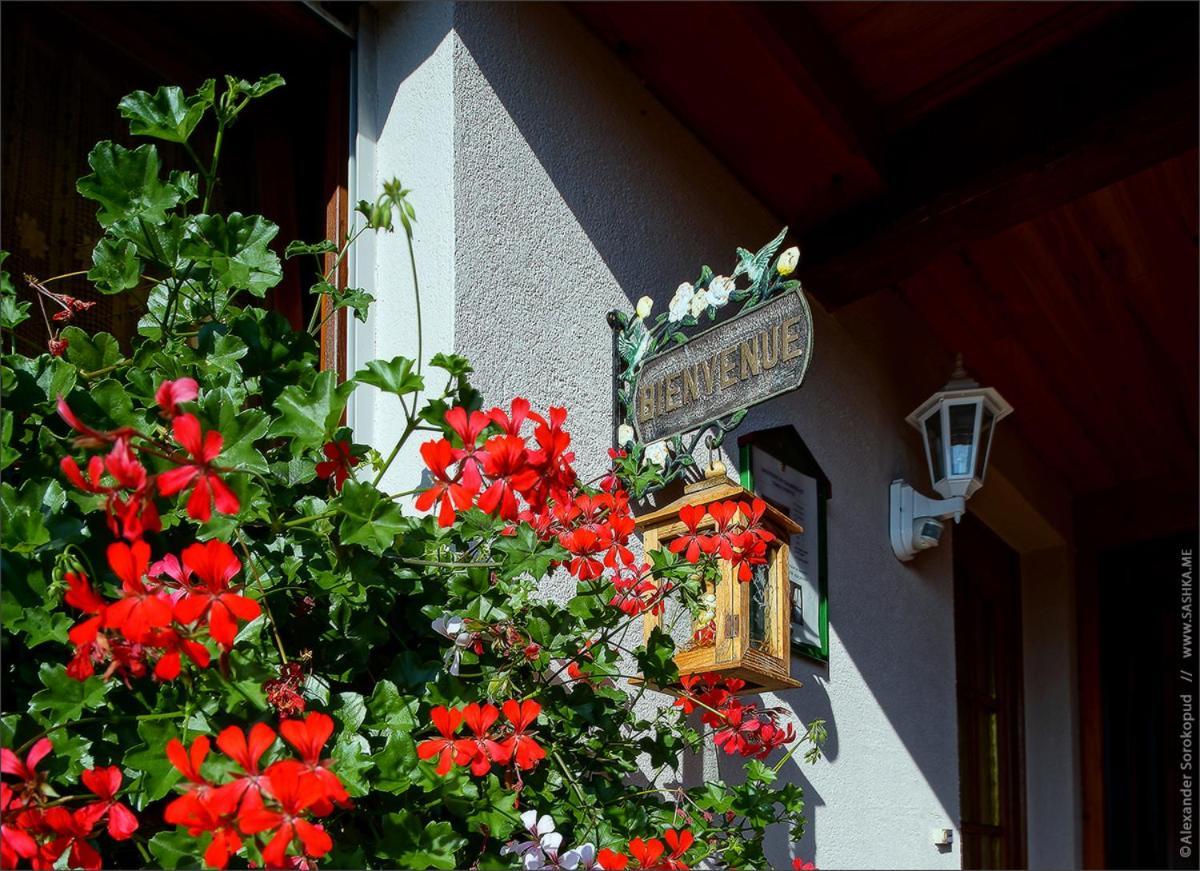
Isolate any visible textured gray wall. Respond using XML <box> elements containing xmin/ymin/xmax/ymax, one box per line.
<box><xmin>363</xmin><ymin>3</ymin><xmax>971</xmax><ymax>867</ymax></box>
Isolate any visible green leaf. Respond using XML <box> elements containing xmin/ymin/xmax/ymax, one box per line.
<box><xmin>331</xmin><ymin>732</ymin><xmax>374</xmax><ymax>798</ymax></box>
<box><xmin>76</xmin><ymin>142</ymin><xmax>181</xmax><ymax>228</ymax></box>
<box><xmin>336</xmin><ymin>481</ymin><xmax>406</xmax><ymax>555</ymax></box>
<box><xmin>124</xmin><ymin>718</ymin><xmax>189</xmax><ymax>804</ymax></box>
<box><xmin>87</xmin><ymin>237</ymin><xmax>141</xmax><ymax>294</ymax></box>
<box><xmin>60</xmin><ymin>327</ymin><xmax>122</xmax><ymax>373</ymax></box>
<box><xmin>268</xmin><ymin>370</ymin><xmax>353</xmax><ymax>451</ymax></box>
<box><xmin>119</xmin><ymin>81</ymin><xmax>214</xmax><ymax>144</ymax></box>
<box><xmin>0</xmin><ymin>479</ymin><xmax>65</xmax><ymax>555</ymax></box>
<box><xmin>28</xmin><ymin>664</ymin><xmax>108</xmax><ymax>724</ymax></box>
<box><xmin>354</xmin><ymin>355</ymin><xmax>423</xmax><ymax>397</ymax></box>
<box><xmin>496</xmin><ymin>525</ymin><xmax>567</xmax><ymax>580</ymax></box>
<box><xmin>285</xmin><ymin>239</ymin><xmax>337</xmax><ymax>259</ymax></box>
<box><xmin>0</xmin><ymin>253</ymin><xmax>30</xmax><ymax>329</ymax></box>
<box><xmin>429</xmin><ymin>352</ymin><xmax>474</xmax><ymax>378</ymax></box>
<box><xmin>311</xmin><ymin>281</ymin><xmax>375</xmax><ymax>323</ymax></box>
<box><xmin>184</xmin><ymin>213</ymin><xmax>282</xmax><ymax>297</ymax></box>
<box><xmin>148</xmin><ymin>829</ymin><xmax>202</xmax><ymax>869</ymax></box>
<box><xmin>365</xmin><ymin>680</ymin><xmax>418</xmax><ymax>732</ymax></box>
<box><xmin>635</xmin><ymin>627</ymin><xmax>679</xmax><ymax>687</ymax></box>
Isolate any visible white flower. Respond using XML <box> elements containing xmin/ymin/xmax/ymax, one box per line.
<box><xmin>689</xmin><ymin>290</ymin><xmax>708</xmax><ymax>318</ymax></box>
<box><xmin>616</xmin><ymin>424</ymin><xmax>634</xmax><ymax>447</ymax></box>
<box><xmin>569</xmin><ymin>844</ymin><xmax>598</xmax><ymax>870</ymax></box>
<box><xmin>668</xmin><ymin>282</ymin><xmax>695</xmax><ymax>322</ymax></box>
<box><xmin>777</xmin><ymin>246</ymin><xmax>800</xmax><ymax>276</ymax></box>
<box><xmin>635</xmin><ymin>296</ymin><xmax>653</xmax><ymax>320</ymax></box>
<box><xmin>644</xmin><ymin>440</ymin><xmax>670</xmax><ymax>469</ymax></box>
<box><xmin>431</xmin><ymin>614</ymin><xmax>463</xmax><ymax>639</ymax></box>
<box><xmin>707</xmin><ymin>275</ymin><xmax>735</xmax><ymax>306</ymax></box>
<box><xmin>431</xmin><ymin>613</ymin><xmax>474</xmax><ymax>676</ymax></box>
<box><xmin>502</xmin><ymin>812</ymin><xmax>557</xmax><ymax>862</ymax></box>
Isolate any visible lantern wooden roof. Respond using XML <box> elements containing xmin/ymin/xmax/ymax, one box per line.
<box><xmin>634</xmin><ymin>463</ymin><xmax>803</xmax><ymax>537</ymax></box>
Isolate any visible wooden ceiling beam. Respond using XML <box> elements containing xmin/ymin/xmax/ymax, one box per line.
<box><xmin>800</xmin><ymin>3</ymin><xmax>1199</xmax><ymax>309</ymax></box>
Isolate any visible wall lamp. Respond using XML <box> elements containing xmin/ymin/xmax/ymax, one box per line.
<box><xmin>890</xmin><ymin>356</ymin><xmax>1012</xmax><ymax>561</ymax></box>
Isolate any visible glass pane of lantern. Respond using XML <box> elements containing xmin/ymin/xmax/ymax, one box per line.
<box><xmin>975</xmin><ymin>406</ymin><xmax>995</xmax><ymax>480</ymax></box>
<box><xmin>924</xmin><ymin>412</ymin><xmax>945</xmax><ymax>482</ymax></box>
<box><xmin>749</xmin><ymin>561</ymin><xmax>772</xmax><ymax>650</ymax></box>
<box><xmin>948</xmin><ymin>402</ymin><xmax>979</xmax><ymax>477</ymax></box>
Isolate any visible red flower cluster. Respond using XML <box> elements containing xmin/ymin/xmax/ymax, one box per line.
<box><xmin>416</xmin><ymin>400</ymin><xmax>577</xmax><ymax>527</ymax></box>
<box><xmin>417</xmin><ymin>700</ymin><xmax>545</xmax><ymax>777</ymax></box>
<box><xmin>63</xmin><ymin>539</ymin><xmax>259</xmax><ymax>683</ymax></box>
<box><xmin>675</xmin><ymin>674</ymin><xmax>796</xmax><ymax>759</ymax></box>
<box><xmin>670</xmin><ymin>500</ymin><xmax>775</xmax><ymax>581</ymax></box>
<box><xmin>1</xmin><ymin>739</ymin><xmax>138</xmax><ymax>870</ymax></box>
<box><xmin>58</xmin><ymin>380</ymin><xmax>241</xmax><ymax>528</ymax></box>
<box><xmin>608</xmin><ymin>563</ymin><xmax>670</xmax><ymax>618</ymax></box>
<box><xmin>598</xmin><ymin>829</ymin><xmax>694</xmax><ymax>870</ymax></box>
<box><xmin>163</xmin><ymin>713</ymin><xmax>348</xmax><ymax>869</ymax></box>
<box><xmin>263</xmin><ymin>662</ymin><xmax>308</xmax><ymax>718</ymax></box>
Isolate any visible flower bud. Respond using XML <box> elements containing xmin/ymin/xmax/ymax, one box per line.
<box><xmin>635</xmin><ymin>296</ymin><xmax>653</xmax><ymax>320</ymax></box>
<box><xmin>777</xmin><ymin>246</ymin><xmax>800</xmax><ymax>276</ymax></box>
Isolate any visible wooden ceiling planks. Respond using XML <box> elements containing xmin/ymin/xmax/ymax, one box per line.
<box><xmin>571</xmin><ymin>2</ymin><xmax>883</xmax><ymax>228</ymax></box>
<box><xmin>900</xmin><ymin>152</ymin><xmax>1198</xmax><ymax>494</ymax></box>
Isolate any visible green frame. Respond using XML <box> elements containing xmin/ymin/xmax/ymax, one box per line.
<box><xmin>739</xmin><ymin>431</ymin><xmax>830</xmax><ymax>664</ymax></box>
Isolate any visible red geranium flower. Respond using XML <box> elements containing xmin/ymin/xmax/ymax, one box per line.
<box><xmin>157</xmin><ymin>413</ymin><xmax>240</xmax><ymax>522</ymax></box>
<box><xmin>1</xmin><ymin>738</ymin><xmax>53</xmax><ymax>803</ymax></box>
<box><xmin>477</xmin><ymin>435</ymin><xmax>538</xmax><ymax>521</ymax></box>
<box><xmin>80</xmin><ymin>766</ymin><xmax>138</xmax><ymax>840</ymax></box>
<box><xmin>417</xmin><ymin>706</ymin><xmax>462</xmax><ymax>776</ymax></box>
<box><xmin>487</xmin><ymin>397</ymin><xmax>542</xmax><ymax>436</ymax></box>
<box><xmin>163</xmin><ymin>736</ymin><xmax>214</xmax><ymax>828</ymax></box>
<box><xmin>598</xmin><ymin>848</ymin><xmax>630</xmax><ymax>870</ymax></box>
<box><xmin>41</xmin><ymin>807</ymin><xmax>101</xmax><ymax>871</ymax></box>
<box><xmin>499</xmin><ymin>700</ymin><xmax>545</xmax><ymax>771</ymax></box>
<box><xmin>669</xmin><ymin>504</ymin><xmax>713</xmax><ymax>564</ymax></box>
<box><xmin>445</xmin><ymin>407</ymin><xmax>491</xmax><ymax>491</ymax></box>
<box><xmin>147</xmin><ymin>627</ymin><xmax>211</xmax><ymax>681</ymax></box>
<box><xmin>172</xmin><ymin>540</ymin><xmax>259</xmax><ymax>651</ymax></box>
<box><xmin>277</xmin><ymin>713</ymin><xmax>349</xmax><ymax>813</ymax></box>
<box><xmin>454</xmin><ymin>702</ymin><xmax>506</xmax><ymax>776</ymax></box>
<box><xmin>155</xmin><ymin>378</ymin><xmax>199</xmax><ymax>419</ymax></box>
<box><xmin>239</xmin><ymin>763</ymin><xmax>332</xmax><ymax>869</ymax></box>
<box><xmin>415</xmin><ymin>438</ymin><xmax>476</xmax><ymax>527</ymax></box>
<box><xmin>215</xmin><ymin>723</ymin><xmax>276</xmax><ymax>813</ymax></box>
<box><xmin>103</xmin><ymin>540</ymin><xmax>172</xmax><ymax>643</ymax></box>
<box><xmin>314</xmin><ymin>441</ymin><xmax>359</xmax><ymax>491</ymax></box>
<box><xmin>1</xmin><ymin>784</ymin><xmax>38</xmax><ymax>868</ymax></box>
<box><xmin>628</xmin><ymin>837</ymin><xmax>665</xmax><ymax>870</ymax></box>
<box><xmin>663</xmin><ymin>829</ymin><xmax>694</xmax><ymax>870</ymax></box>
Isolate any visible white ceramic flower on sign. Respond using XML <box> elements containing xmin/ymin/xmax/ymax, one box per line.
<box><xmin>635</xmin><ymin>296</ymin><xmax>653</xmax><ymax>320</ymax></box>
<box><xmin>668</xmin><ymin>282</ymin><xmax>695</xmax><ymax>322</ymax></box>
<box><xmin>644</xmin><ymin>440</ymin><xmax>670</xmax><ymax>469</ymax></box>
<box><xmin>689</xmin><ymin>290</ymin><xmax>708</xmax><ymax>319</ymax></box>
<box><xmin>616</xmin><ymin>424</ymin><xmax>634</xmax><ymax>447</ymax></box>
<box><xmin>706</xmin><ymin>275</ymin><xmax>736</xmax><ymax>307</ymax></box>
<box><xmin>777</xmin><ymin>245</ymin><xmax>800</xmax><ymax>276</ymax></box>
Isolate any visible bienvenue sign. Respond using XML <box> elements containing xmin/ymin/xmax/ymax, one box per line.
<box><xmin>634</xmin><ymin>290</ymin><xmax>813</xmax><ymax>443</ymax></box>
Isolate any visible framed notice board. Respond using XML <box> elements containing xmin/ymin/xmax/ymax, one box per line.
<box><xmin>739</xmin><ymin>427</ymin><xmax>831</xmax><ymax>663</ymax></box>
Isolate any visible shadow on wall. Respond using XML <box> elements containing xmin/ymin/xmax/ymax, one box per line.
<box><xmin>450</xmin><ymin>2</ymin><xmax>776</xmax><ymax>319</ymax></box>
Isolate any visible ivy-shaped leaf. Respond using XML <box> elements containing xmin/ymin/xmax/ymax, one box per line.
<box><xmin>118</xmin><ymin>80</ymin><xmax>215</xmax><ymax>144</ymax></box>
<box><xmin>267</xmin><ymin>371</ymin><xmax>353</xmax><ymax>452</ymax></box>
<box><xmin>59</xmin><ymin>327</ymin><xmax>122</xmax><ymax>373</ymax></box>
<box><xmin>354</xmin><ymin>355</ymin><xmax>423</xmax><ymax>397</ymax></box>
<box><xmin>336</xmin><ymin>481</ymin><xmax>407</xmax><ymax>555</ymax></box>
<box><xmin>184</xmin><ymin>213</ymin><xmax>282</xmax><ymax>297</ymax></box>
<box><xmin>28</xmin><ymin>664</ymin><xmax>108</xmax><ymax>725</ymax></box>
<box><xmin>76</xmin><ymin>142</ymin><xmax>181</xmax><ymax>228</ymax></box>
<box><xmin>87</xmin><ymin>237</ymin><xmax>141</xmax><ymax>294</ymax></box>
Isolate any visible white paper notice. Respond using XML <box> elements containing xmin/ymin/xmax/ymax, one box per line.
<box><xmin>750</xmin><ymin>448</ymin><xmax>822</xmax><ymax>651</ymax></box>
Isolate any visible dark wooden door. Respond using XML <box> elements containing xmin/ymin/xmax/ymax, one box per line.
<box><xmin>954</xmin><ymin>515</ymin><xmax>1027</xmax><ymax>869</ymax></box>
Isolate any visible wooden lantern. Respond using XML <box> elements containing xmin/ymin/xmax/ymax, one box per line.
<box><xmin>637</xmin><ymin>465</ymin><xmax>803</xmax><ymax>693</ymax></box>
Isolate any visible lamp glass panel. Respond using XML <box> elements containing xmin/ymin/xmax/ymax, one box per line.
<box><xmin>749</xmin><ymin>560</ymin><xmax>772</xmax><ymax>651</ymax></box>
<box><xmin>924</xmin><ymin>411</ymin><xmax>945</xmax><ymax>483</ymax></box>
<box><xmin>975</xmin><ymin>406</ymin><xmax>995</xmax><ymax>481</ymax></box>
<box><xmin>948</xmin><ymin>402</ymin><xmax>979</xmax><ymax>477</ymax></box>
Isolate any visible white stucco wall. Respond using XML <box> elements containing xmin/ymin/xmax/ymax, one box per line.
<box><xmin>360</xmin><ymin>3</ymin><xmax>966</xmax><ymax>868</ymax></box>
